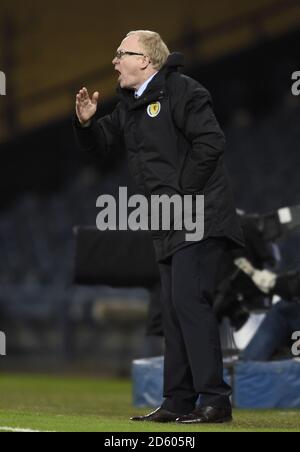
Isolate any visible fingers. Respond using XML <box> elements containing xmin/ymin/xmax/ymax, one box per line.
<box><xmin>92</xmin><ymin>91</ymin><xmax>100</xmax><ymax>105</ymax></box>
<box><xmin>76</xmin><ymin>87</ymin><xmax>89</xmax><ymax>103</ymax></box>
<box><xmin>82</xmin><ymin>87</ymin><xmax>89</xmax><ymax>100</ymax></box>
<box><xmin>76</xmin><ymin>88</ymin><xmax>100</xmax><ymax>108</ymax></box>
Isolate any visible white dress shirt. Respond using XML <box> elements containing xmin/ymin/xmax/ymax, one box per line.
<box><xmin>134</xmin><ymin>72</ymin><xmax>158</xmax><ymax>98</ymax></box>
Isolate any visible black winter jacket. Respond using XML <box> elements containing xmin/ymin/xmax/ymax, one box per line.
<box><xmin>74</xmin><ymin>52</ymin><xmax>245</xmax><ymax>262</ymax></box>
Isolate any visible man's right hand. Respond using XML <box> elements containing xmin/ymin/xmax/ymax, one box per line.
<box><xmin>76</xmin><ymin>87</ymin><xmax>99</xmax><ymax>126</ymax></box>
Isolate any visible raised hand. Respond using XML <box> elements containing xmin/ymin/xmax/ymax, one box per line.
<box><xmin>76</xmin><ymin>87</ymin><xmax>99</xmax><ymax>125</ymax></box>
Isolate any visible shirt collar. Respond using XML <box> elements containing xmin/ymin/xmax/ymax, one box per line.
<box><xmin>134</xmin><ymin>72</ymin><xmax>158</xmax><ymax>98</ymax></box>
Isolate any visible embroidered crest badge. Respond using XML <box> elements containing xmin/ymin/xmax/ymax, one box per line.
<box><xmin>147</xmin><ymin>101</ymin><xmax>161</xmax><ymax>118</ymax></box>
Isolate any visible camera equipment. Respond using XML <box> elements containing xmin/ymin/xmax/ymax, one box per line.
<box><xmin>214</xmin><ymin>205</ymin><xmax>300</xmax><ymax>330</ymax></box>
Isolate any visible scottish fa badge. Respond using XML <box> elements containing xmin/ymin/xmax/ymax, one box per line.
<box><xmin>147</xmin><ymin>102</ymin><xmax>161</xmax><ymax>118</ymax></box>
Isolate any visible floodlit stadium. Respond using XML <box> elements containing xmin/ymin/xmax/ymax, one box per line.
<box><xmin>0</xmin><ymin>0</ymin><xmax>300</xmax><ymax>434</ymax></box>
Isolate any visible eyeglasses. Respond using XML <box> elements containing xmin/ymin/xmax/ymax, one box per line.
<box><xmin>114</xmin><ymin>50</ymin><xmax>145</xmax><ymax>60</ymax></box>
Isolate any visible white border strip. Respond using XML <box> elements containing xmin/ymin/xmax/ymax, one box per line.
<box><xmin>0</xmin><ymin>426</ymin><xmax>55</xmax><ymax>433</ymax></box>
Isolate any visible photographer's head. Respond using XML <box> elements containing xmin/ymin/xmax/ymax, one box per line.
<box><xmin>112</xmin><ymin>30</ymin><xmax>170</xmax><ymax>91</ymax></box>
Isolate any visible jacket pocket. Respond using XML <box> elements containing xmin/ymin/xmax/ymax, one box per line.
<box><xmin>179</xmin><ymin>153</ymin><xmax>201</xmax><ymax>194</ymax></box>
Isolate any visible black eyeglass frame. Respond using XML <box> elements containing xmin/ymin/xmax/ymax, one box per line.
<box><xmin>114</xmin><ymin>50</ymin><xmax>146</xmax><ymax>60</ymax></box>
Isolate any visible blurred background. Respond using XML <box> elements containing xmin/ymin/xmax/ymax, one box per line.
<box><xmin>0</xmin><ymin>0</ymin><xmax>300</xmax><ymax>377</ymax></box>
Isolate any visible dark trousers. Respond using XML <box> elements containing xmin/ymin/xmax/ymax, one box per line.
<box><xmin>159</xmin><ymin>238</ymin><xmax>232</xmax><ymax>414</ymax></box>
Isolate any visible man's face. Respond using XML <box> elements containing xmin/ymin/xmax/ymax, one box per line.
<box><xmin>112</xmin><ymin>35</ymin><xmax>148</xmax><ymax>90</ymax></box>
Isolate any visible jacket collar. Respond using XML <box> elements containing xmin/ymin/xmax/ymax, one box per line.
<box><xmin>116</xmin><ymin>52</ymin><xmax>184</xmax><ymax>110</ymax></box>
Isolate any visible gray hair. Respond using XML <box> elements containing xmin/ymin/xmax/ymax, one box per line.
<box><xmin>126</xmin><ymin>30</ymin><xmax>170</xmax><ymax>70</ymax></box>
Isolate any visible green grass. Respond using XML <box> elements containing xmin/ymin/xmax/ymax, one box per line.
<box><xmin>0</xmin><ymin>374</ymin><xmax>299</xmax><ymax>432</ymax></box>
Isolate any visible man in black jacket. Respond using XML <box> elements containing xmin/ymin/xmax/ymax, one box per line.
<box><xmin>74</xmin><ymin>30</ymin><xmax>244</xmax><ymax>424</ymax></box>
